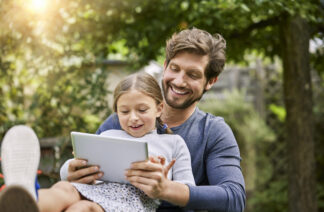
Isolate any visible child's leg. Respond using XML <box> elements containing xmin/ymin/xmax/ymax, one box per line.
<box><xmin>0</xmin><ymin>185</ymin><xmax>39</xmax><ymax>212</ymax></box>
<box><xmin>65</xmin><ymin>200</ymin><xmax>104</xmax><ymax>212</ymax></box>
<box><xmin>37</xmin><ymin>181</ymin><xmax>82</xmax><ymax>212</ymax></box>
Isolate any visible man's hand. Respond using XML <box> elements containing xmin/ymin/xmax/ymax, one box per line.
<box><xmin>125</xmin><ymin>156</ymin><xmax>175</xmax><ymax>199</ymax></box>
<box><xmin>67</xmin><ymin>159</ymin><xmax>103</xmax><ymax>184</ymax></box>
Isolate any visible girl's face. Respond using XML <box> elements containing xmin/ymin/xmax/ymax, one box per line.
<box><xmin>116</xmin><ymin>90</ymin><xmax>162</xmax><ymax>138</ymax></box>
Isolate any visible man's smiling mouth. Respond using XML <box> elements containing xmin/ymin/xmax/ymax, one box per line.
<box><xmin>170</xmin><ymin>85</ymin><xmax>189</xmax><ymax>95</ymax></box>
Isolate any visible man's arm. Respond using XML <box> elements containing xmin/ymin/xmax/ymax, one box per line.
<box><xmin>186</xmin><ymin>120</ymin><xmax>246</xmax><ymax>212</ymax></box>
<box><xmin>186</xmin><ymin>170</ymin><xmax>245</xmax><ymax>212</ymax></box>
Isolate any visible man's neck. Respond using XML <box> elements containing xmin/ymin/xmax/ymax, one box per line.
<box><xmin>161</xmin><ymin>102</ymin><xmax>197</xmax><ymax>128</ymax></box>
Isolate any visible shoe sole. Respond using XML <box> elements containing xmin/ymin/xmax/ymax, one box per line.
<box><xmin>0</xmin><ymin>185</ymin><xmax>39</xmax><ymax>212</ymax></box>
<box><xmin>1</xmin><ymin>125</ymin><xmax>40</xmax><ymax>200</ymax></box>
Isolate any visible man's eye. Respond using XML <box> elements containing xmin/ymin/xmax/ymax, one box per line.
<box><xmin>189</xmin><ymin>74</ymin><xmax>198</xmax><ymax>79</ymax></box>
<box><xmin>170</xmin><ymin>65</ymin><xmax>178</xmax><ymax>71</ymax></box>
<box><xmin>188</xmin><ymin>73</ymin><xmax>200</xmax><ymax>79</ymax></box>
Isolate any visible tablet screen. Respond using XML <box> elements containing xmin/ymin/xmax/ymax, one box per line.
<box><xmin>71</xmin><ymin>131</ymin><xmax>148</xmax><ymax>183</ymax></box>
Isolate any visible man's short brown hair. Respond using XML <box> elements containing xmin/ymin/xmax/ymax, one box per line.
<box><xmin>165</xmin><ymin>28</ymin><xmax>226</xmax><ymax>81</ymax></box>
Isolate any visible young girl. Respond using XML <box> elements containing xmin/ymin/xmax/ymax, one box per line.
<box><xmin>0</xmin><ymin>72</ymin><xmax>195</xmax><ymax>212</ymax></box>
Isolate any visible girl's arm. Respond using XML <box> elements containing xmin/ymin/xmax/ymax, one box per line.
<box><xmin>60</xmin><ymin>158</ymin><xmax>102</xmax><ymax>184</ymax></box>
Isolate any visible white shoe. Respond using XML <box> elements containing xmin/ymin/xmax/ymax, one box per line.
<box><xmin>1</xmin><ymin>125</ymin><xmax>40</xmax><ymax>200</ymax></box>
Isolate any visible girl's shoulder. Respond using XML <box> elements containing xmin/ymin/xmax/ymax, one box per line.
<box><xmin>100</xmin><ymin>129</ymin><xmax>130</xmax><ymax>138</ymax></box>
<box><xmin>151</xmin><ymin>133</ymin><xmax>185</xmax><ymax>144</ymax></box>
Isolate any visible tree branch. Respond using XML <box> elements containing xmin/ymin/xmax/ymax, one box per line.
<box><xmin>228</xmin><ymin>15</ymin><xmax>281</xmax><ymax>39</ymax></box>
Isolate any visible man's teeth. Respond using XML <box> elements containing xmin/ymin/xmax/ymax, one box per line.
<box><xmin>172</xmin><ymin>86</ymin><xmax>187</xmax><ymax>94</ymax></box>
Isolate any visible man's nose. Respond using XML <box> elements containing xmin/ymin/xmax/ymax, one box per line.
<box><xmin>173</xmin><ymin>71</ymin><xmax>187</xmax><ymax>87</ymax></box>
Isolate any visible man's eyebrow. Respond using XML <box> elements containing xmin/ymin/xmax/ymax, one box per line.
<box><xmin>188</xmin><ymin>69</ymin><xmax>203</xmax><ymax>75</ymax></box>
<box><xmin>169</xmin><ymin>62</ymin><xmax>179</xmax><ymax>67</ymax></box>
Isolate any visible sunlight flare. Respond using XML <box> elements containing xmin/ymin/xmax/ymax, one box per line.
<box><xmin>27</xmin><ymin>0</ymin><xmax>48</xmax><ymax>13</ymax></box>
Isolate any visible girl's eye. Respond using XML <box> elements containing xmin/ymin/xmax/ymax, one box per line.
<box><xmin>120</xmin><ymin>111</ymin><xmax>129</xmax><ymax>114</ymax></box>
<box><xmin>139</xmin><ymin>109</ymin><xmax>148</xmax><ymax>113</ymax></box>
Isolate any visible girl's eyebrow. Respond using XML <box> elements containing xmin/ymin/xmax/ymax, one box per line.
<box><xmin>117</xmin><ymin>105</ymin><xmax>129</xmax><ymax>108</ymax></box>
<box><xmin>118</xmin><ymin>103</ymin><xmax>150</xmax><ymax>108</ymax></box>
<box><xmin>138</xmin><ymin>103</ymin><xmax>149</xmax><ymax>106</ymax></box>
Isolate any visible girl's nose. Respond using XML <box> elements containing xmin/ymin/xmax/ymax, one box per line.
<box><xmin>130</xmin><ymin>111</ymin><xmax>139</xmax><ymax>121</ymax></box>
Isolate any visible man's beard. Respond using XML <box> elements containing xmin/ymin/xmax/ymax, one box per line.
<box><xmin>162</xmin><ymin>82</ymin><xmax>204</xmax><ymax>109</ymax></box>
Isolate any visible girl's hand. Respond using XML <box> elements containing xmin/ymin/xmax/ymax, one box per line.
<box><xmin>67</xmin><ymin>159</ymin><xmax>103</xmax><ymax>184</ymax></box>
<box><xmin>125</xmin><ymin>156</ymin><xmax>175</xmax><ymax>199</ymax></box>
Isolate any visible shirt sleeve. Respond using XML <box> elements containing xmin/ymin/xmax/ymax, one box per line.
<box><xmin>60</xmin><ymin>158</ymin><xmax>74</xmax><ymax>180</ymax></box>
<box><xmin>60</xmin><ymin>114</ymin><xmax>121</xmax><ymax>180</ymax></box>
<box><xmin>171</xmin><ymin>135</ymin><xmax>195</xmax><ymax>186</ymax></box>
<box><xmin>185</xmin><ymin>120</ymin><xmax>246</xmax><ymax>212</ymax></box>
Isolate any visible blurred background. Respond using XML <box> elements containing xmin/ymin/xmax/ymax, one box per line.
<box><xmin>0</xmin><ymin>0</ymin><xmax>323</xmax><ymax>211</ymax></box>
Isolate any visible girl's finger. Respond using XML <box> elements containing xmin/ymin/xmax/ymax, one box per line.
<box><xmin>125</xmin><ymin>169</ymin><xmax>163</xmax><ymax>181</ymax></box>
<box><xmin>131</xmin><ymin>161</ymin><xmax>163</xmax><ymax>172</ymax></box>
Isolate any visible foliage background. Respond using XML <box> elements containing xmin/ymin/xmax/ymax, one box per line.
<box><xmin>0</xmin><ymin>0</ymin><xmax>323</xmax><ymax>211</ymax></box>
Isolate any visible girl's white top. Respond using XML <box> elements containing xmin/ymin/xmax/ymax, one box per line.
<box><xmin>60</xmin><ymin>129</ymin><xmax>195</xmax><ymax>186</ymax></box>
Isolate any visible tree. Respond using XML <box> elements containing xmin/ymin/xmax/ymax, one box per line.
<box><xmin>280</xmin><ymin>14</ymin><xmax>316</xmax><ymax>212</ymax></box>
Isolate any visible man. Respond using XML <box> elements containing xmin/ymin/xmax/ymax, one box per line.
<box><xmin>60</xmin><ymin>28</ymin><xmax>246</xmax><ymax>211</ymax></box>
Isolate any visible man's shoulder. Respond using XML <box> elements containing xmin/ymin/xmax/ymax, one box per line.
<box><xmin>195</xmin><ymin>108</ymin><xmax>234</xmax><ymax>137</ymax></box>
<box><xmin>97</xmin><ymin>113</ymin><xmax>121</xmax><ymax>134</ymax></box>
<box><xmin>196</xmin><ymin>107</ymin><xmax>226</xmax><ymax>126</ymax></box>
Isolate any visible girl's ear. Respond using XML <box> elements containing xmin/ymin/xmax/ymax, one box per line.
<box><xmin>156</xmin><ymin>102</ymin><xmax>163</xmax><ymax>118</ymax></box>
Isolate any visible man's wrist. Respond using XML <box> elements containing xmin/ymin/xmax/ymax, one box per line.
<box><xmin>160</xmin><ymin>179</ymin><xmax>190</xmax><ymax>207</ymax></box>
<box><xmin>159</xmin><ymin>178</ymin><xmax>173</xmax><ymax>200</ymax></box>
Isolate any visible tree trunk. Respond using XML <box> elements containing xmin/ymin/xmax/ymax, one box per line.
<box><xmin>280</xmin><ymin>15</ymin><xmax>317</xmax><ymax>212</ymax></box>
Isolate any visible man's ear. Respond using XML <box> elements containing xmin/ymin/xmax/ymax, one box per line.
<box><xmin>205</xmin><ymin>77</ymin><xmax>218</xmax><ymax>91</ymax></box>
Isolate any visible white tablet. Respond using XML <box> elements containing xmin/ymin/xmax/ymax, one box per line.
<box><xmin>71</xmin><ymin>131</ymin><xmax>148</xmax><ymax>183</ymax></box>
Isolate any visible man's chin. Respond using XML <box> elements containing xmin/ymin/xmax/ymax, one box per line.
<box><xmin>165</xmin><ymin>98</ymin><xmax>196</xmax><ymax>110</ymax></box>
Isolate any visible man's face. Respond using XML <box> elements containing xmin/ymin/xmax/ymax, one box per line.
<box><xmin>162</xmin><ymin>52</ymin><xmax>213</xmax><ymax>109</ymax></box>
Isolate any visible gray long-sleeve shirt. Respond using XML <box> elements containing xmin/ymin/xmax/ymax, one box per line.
<box><xmin>62</xmin><ymin>107</ymin><xmax>246</xmax><ymax>211</ymax></box>
<box><xmin>97</xmin><ymin>108</ymin><xmax>245</xmax><ymax>211</ymax></box>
